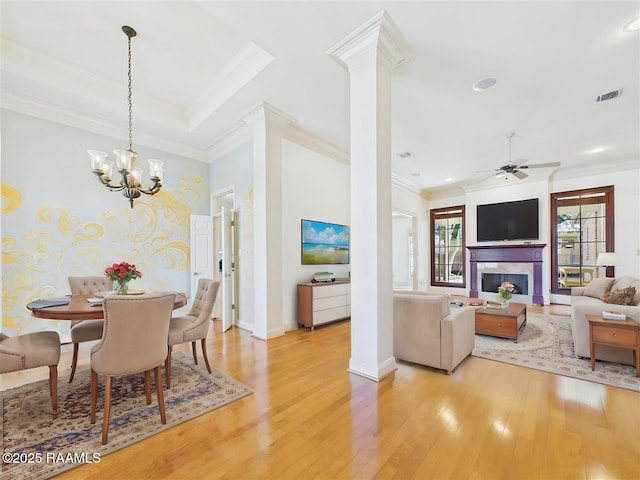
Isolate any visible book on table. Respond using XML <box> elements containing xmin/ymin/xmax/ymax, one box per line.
<box><xmin>602</xmin><ymin>310</ymin><xmax>626</xmax><ymax>321</ymax></box>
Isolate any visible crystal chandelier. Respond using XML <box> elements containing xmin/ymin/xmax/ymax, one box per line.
<box><xmin>88</xmin><ymin>26</ymin><xmax>163</xmax><ymax>208</ymax></box>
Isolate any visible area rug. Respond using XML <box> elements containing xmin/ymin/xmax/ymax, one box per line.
<box><xmin>472</xmin><ymin>313</ymin><xmax>640</xmax><ymax>392</ymax></box>
<box><xmin>0</xmin><ymin>352</ymin><xmax>253</xmax><ymax>480</ymax></box>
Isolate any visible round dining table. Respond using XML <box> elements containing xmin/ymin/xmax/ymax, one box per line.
<box><xmin>28</xmin><ymin>293</ymin><xmax>188</xmax><ymax>320</ymax></box>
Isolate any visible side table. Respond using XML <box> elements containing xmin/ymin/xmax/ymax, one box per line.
<box><xmin>586</xmin><ymin>314</ymin><xmax>640</xmax><ymax>377</ymax></box>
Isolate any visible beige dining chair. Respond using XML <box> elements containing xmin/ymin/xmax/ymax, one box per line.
<box><xmin>165</xmin><ymin>279</ymin><xmax>219</xmax><ymax>389</ymax></box>
<box><xmin>90</xmin><ymin>293</ymin><xmax>174</xmax><ymax>445</ymax></box>
<box><xmin>0</xmin><ymin>331</ymin><xmax>61</xmax><ymax>417</ymax></box>
<box><xmin>67</xmin><ymin>276</ymin><xmax>113</xmax><ymax>382</ymax></box>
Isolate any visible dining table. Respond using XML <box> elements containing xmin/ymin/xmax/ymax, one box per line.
<box><xmin>28</xmin><ymin>292</ymin><xmax>188</xmax><ymax>321</ymax></box>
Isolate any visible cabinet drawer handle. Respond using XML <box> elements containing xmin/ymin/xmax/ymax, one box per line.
<box><xmin>497</xmin><ymin>323</ymin><xmax>502</xmax><ymax>327</ymax></box>
<box><xmin>611</xmin><ymin>333</ymin><xmax>617</xmax><ymax>337</ymax></box>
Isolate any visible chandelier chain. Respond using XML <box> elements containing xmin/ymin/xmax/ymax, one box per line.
<box><xmin>127</xmin><ymin>33</ymin><xmax>133</xmax><ymax>152</ymax></box>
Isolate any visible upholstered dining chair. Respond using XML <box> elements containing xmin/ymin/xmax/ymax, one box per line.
<box><xmin>165</xmin><ymin>279</ymin><xmax>220</xmax><ymax>389</ymax></box>
<box><xmin>67</xmin><ymin>275</ymin><xmax>113</xmax><ymax>383</ymax></box>
<box><xmin>0</xmin><ymin>331</ymin><xmax>61</xmax><ymax>417</ymax></box>
<box><xmin>90</xmin><ymin>293</ymin><xmax>174</xmax><ymax>445</ymax></box>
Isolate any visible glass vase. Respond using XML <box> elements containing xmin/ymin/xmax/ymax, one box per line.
<box><xmin>500</xmin><ymin>298</ymin><xmax>509</xmax><ymax>308</ymax></box>
<box><xmin>115</xmin><ymin>279</ymin><xmax>130</xmax><ymax>295</ymax></box>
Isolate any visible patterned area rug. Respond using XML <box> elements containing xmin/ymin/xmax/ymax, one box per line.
<box><xmin>0</xmin><ymin>352</ymin><xmax>252</xmax><ymax>480</ymax></box>
<box><xmin>472</xmin><ymin>313</ymin><xmax>640</xmax><ymax>392</ymax></box>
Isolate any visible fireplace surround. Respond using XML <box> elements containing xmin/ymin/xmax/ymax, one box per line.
<box><xmin>467</xmin><ymin>244</ymin><xmax>546</xmax><ymax>305</ymax></box>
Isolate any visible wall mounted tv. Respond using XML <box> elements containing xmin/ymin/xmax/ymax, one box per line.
<box><xmin>301</xmin><ymin>219</ymin><xmax>350</xmax><ymax>265</ymax></box>
<box><xmin>476</xmin><ymin>198</ymin><xmax>539</xmax><ymax>242</ymax></box>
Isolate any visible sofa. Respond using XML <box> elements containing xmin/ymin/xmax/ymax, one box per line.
<box><xmin>570</xmin><ymin>276</ymin><xmax>640</xmax><ymax>365</ymax></box>
<box><xmin>393</xmin><ymin>292</ymin><xmax>475</xmax><ymax>374</ymax></box>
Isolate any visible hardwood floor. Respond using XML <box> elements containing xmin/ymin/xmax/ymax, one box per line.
<box><xmin>2</xmin><ymin>304</ymin><xmax>639</xmax><ymax>479</ymax></box>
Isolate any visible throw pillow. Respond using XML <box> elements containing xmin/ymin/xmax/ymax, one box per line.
<box><xmin>583</xmin><ymin>277</ymin><xmax>614</xmax><ymax>299</ymax></box>
<box><xmin>601</xmin><ymin>287</ymin><xmax>636</xmax><ymax>305</ymax></box>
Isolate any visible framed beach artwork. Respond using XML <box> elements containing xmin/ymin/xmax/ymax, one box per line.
<box><xmin>301</xmin><ymin>219</ymin><xmax>350</xmax><ymax>265</ymax></box>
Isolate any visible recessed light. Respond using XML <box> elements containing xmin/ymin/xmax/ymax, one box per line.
<box><xmin>472</xmin><ymin>77</ymin><xmax>497</xmax><ymax>92</ymax></box>
<box><xmin>444</xmin><ymin>178</ymin><xmax>453</xmax><ymax>183</ymax></box>
<box><xmin>623</xmin><ymin>16</ymin><xmax>640</xmax><ymax>32</ymax></box>
<box><xmin>411</xmin><ymin>172</ymin><xmax>421</xmax><ymax>177</ymax></box>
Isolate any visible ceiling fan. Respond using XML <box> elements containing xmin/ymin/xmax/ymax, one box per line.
<box><xmin>493</xmin><ymin>132</ymin><xmax>560</xmax><ymax>180</ymax></box>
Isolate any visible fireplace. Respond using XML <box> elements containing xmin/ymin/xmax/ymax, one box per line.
<box><xmin>467</xmin><ymin>244</ymin><xmax>546</xmax><ymax>305</ymax></box>
<box><xmin>481</xmin><ymin>273</ymin><xmax>528</xmax><ymax>295</ymax></box>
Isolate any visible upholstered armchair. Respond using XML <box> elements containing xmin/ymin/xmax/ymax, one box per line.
<box><xmin>0</xmin><ymin>331</ymin><xmax>61</xmax><ymax>417</ymax></box>
<box><xmin>67</xmin><ymin>276</ymin><xmax>113</xmax><ymax>382</ymax></box>
<box><xmin>393</xmin><ymin>292</ymin><xmax>475</xmax><ymax>374</ymax></box>
<box><xmin>90</xmin><ymin>294</ymin><xmax>175</xmax><ymax>444</ymax></box>
<box><xmin>166</xmin><ymin>279</ymin><xmax>220</xmax><ymax>388</ymax></box>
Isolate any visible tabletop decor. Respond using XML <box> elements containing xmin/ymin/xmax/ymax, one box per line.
<box><xmin>498</xmin><ymin>281</ymin><xmax>515</xmax><ymax>307</ymax></box>
<box><xmin>104</xmin><ymin>261</ymin><xmax>142</xmax><ymax>295</ymax></box>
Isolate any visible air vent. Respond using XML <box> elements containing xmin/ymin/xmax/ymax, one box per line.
<box><xmin>398</xmin><ymin>152</ymin><xmax>413</xmax><ymax>158</ymax></box>
<box><xmin>594</xmin><ymin>88</ymin><xmax>623</xmax><ymax>103</ymax></box>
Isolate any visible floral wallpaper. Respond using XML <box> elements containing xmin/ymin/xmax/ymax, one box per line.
<box><xmin>1</xmin><ymin>110</ymin><xmax>210</xmax><ymax>338</ymax></box>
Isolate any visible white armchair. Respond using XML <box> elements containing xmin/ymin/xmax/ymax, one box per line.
<box><xmin>393</xmin><ymin>292</ymin><xmax>475</xmax><ymax>374</ymax></box>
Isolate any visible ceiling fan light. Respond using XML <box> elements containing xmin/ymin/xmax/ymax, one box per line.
<box><xmin>472</xmin><ymin>77</ymin><xmax>497</xmax><ymax>92</ymax></box>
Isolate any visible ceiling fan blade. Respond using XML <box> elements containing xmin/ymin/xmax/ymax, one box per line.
<box><xmin>520</xmin><ymin>162</ymin><xmax>561</xmax><ymax>169</ymax></box>
<box><xmin>513</xmin><ymin>170</ymin><xmax>528</xmax><ymax>180</ymax></box>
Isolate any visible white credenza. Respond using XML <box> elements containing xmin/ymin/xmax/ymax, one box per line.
<box><xmin>297</xmin><ymin>280</ymin><xmax>351</xmax><ymax>330</ymax></box>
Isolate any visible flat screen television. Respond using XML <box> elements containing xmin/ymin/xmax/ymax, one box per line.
<box><xmin>301</xmin><ymin>219</ymin><xmax>350</xmax><ymax>265</ymax></box>
<box><xmin>476</xmin><ymin>198</ymin><xmax>539</xmax><ymax>242</ymax></box>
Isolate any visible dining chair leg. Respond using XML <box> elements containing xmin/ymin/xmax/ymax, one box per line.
<box><xmin>144</xmin><ymin>370</ymin><xmax>151</xmax><ymax>405</ymax></box>
<box><xmin>102</xmin><ymin>376</ymin><xmax>112</xmax><ymax>445</ymax></box>
<box><xmin>165</xmin><ymin>346</ymin><xmax>173</xmax><ymax>390</ymax></box>
<box><xmin>69</xmin><ymin>343</ymin><xmax>79</xmax><ymax>383</ymax></box>
<box><xmin>154</xmin><ymin>365</ymin><xmax>167</xmax><ymax>424</ymax></box>
<box><xmin>49</xmin><ymin>365</ymin><xmax>58</xmax><ymax>418</ymax></box>
<box><xmin>191</xmin><ymin>341</ymin><xmax>198</xmax><ymax>365</ymax></box>
<box><xmin>90</xmin><ymin>369</ymin><xmax>98</xmax><ymax>424</ymax></box>
<box><xmin>201</xmin><ymin>339</ymin><xmax>212</xmax><ymax>374</ymax></box>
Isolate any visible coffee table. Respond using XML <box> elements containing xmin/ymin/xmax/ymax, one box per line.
<box><xmin>474</xmin><ymin>302</ymin><xmax>527</xmax><ymax>343</ymax></box>
<box><xmin>587</xmin><ymin>314</ymin><xmax>640</xmax><ymax>377</ymax></box>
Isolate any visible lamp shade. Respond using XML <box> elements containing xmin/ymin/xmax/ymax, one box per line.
<box><xmin>596</xmin><ymin>252</ymin><xmax>619</xmax><ymax>267</ymax></box>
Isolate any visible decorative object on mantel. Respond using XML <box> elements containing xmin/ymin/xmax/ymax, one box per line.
<box><xmin>88</xmin><ymin>25</ymin><xmax>164</xmax><ymax>208</ymax></box>
<box><xmin>104</xmin><ymin>261</ymin><xmax>142</xmax><ymax>295</ymax></box>
<box><xmin>498</xmin><ymin>281</ymin><xmax>515</xmax><ymax>307</ymax></box>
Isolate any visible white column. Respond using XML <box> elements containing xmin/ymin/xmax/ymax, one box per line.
<box><xmin>243</xmin><ymin>102</ymin><xmax>295</xmax><ymax>340</ymax></box>
<box><xmin>327</xmin><ymin>12</ymin><xmax>412</xmax><ymax>380</ymax></box>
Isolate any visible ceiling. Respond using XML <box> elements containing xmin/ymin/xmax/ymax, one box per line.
<box><xmin>2</xmin><ymin>1</ymin><xmax>638</xmax><ymax>194</ymax></box>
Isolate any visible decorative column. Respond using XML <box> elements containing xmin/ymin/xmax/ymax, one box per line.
<box><xmin>327</xmin><ymin>11</ymin><xmax>411</xmax><ymax>380</ymax></box>
<box><xmin>243</xmin><ymin>102</ymin><xmax>295</xmax><ymax>339</ymax></box>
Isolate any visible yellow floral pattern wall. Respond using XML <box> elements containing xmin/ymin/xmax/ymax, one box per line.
<box><xmin>1</xmin><ymin>110</ymin><xmax>211</xmax><ymax>337</ymax></box>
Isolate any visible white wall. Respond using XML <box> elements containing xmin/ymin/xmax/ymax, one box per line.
<box><xmin>281</xmin><ymin>140</ymin><xmax>350</xmax><ymax>331</ymax></box>
<box><xmin>392</xmin><ymin>184</ymin><xmax>428</xmax><ymax>290</ymax></box>
<box><xmin>209</xmin><ymin>141</ymin><xmax>255</xmax><ymax>331</ymax></box>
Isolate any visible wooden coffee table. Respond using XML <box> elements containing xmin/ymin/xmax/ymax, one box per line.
<box><xmin>474</xmin><ymin>302</ymin><xmax>527</xmax><ymax>343</ymax></box>
<box><xmin>587</xmin><ymin>314</ymin><xmax>640</xmax><ymax>377</ymax></box>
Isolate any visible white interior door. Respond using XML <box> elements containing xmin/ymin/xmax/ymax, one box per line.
<box><xmin>190</xmin><ymin>215</ymin><xmax>214</xmax><ymax>296</ymax></box>
<box><xmin>221</xmin><ymin>207</ymin><xmax>234</xmax><ymax>331</ymax></box>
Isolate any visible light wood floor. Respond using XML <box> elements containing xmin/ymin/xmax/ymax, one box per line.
<box><xmin>2</xmin><ymin>304</ymin><xmax>639</xmax><ymax>479</ymax></box>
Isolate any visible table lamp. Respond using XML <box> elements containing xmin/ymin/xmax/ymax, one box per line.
<box><xmin>596</xmin><ymin>252</ymin><xmax>619</xmax><ymax>277</ymax></box>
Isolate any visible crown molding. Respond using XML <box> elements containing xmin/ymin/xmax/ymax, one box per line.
<box><xmin>241</xmin><ymin>101</ymin><xmax>297</xmax><ymax>129</ymax></box>
<box><xmin>391</xmin><ymin>174</ymin><xmax>421</xmax><ymax>195</ymax></box>
<box><xmin>207</xmin><ymin>122</ymin><xmax>253</xmax><ymax>161</ymax></box>
<box><xmin>283</xmin><ymin>125</ymin><xmax>350</xmax><ymax>164</ymax></box>
<box><xmin>2</xmin><ymin>91</ymin><xmax>207</xmax><ymax>162</ymax></box>
<box><xmin>326</xmin><ymin>10</ymin><xmax>413</xmax><ymax>71</ymax></box>
<box><xmin>188</xmin><ymin>42</ymin><xmax>274</xmax><ymax>131</ymax></box>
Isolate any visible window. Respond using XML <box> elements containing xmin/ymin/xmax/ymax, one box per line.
<box><xmin>431</xmin><ymin>206</ymin><xmax>465</xmax><ymax>287</ymax></box>
<box><xmin>551</xmin><ymin>186</ymin><xmax>614</xmax><ymax>293</ymax></box>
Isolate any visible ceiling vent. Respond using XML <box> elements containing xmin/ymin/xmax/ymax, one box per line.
<box><xmin>398</xmin><ymin>152</ymin><xmax>414</xmax><ymax>158</ymax></box>
<box><xmin>594</xmin><ymin>88</ymin><xmax>623</xmax><ymax>103</ymax></box>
